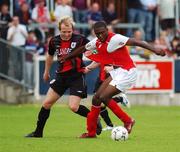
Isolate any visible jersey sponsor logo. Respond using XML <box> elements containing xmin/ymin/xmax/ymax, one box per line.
<box><xmin>71</xmin><ymin>42</ymin><xmax>77</xmax><ymax>48</ymax></box>
<box><xmin>57</xmin><ymin>48</ymin><xmax>72</xmax><ymax>56</ymax></box>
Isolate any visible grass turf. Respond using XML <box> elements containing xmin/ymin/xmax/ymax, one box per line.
<box><xmin>0</xmin><ymin>104</ymin><xmax>180</xmax><ymax>152</ymax></box>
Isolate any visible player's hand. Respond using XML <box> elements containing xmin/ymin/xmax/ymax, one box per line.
<box><xmin>59</xmin><ymin>56</ymin><xmax>66</xmax><ymax>63</ymax></box>
<box><xmin>84</xmin><ymin>50</ymin><xmax>93</xmax><ymax>57</ymax></box>
<box><xmin>104</xmin><ymin>65</ymin><xmax>114</xmax><ymax>73</ymax></box>
<box><xmin>43</xmin><ymin>71</ymin><xmax>50</xmax><ymax>82</ymax></box>
<box><xmin>154</xmin><ymin>48</ymin><xmax>166</xmax><ymax>56</ymax></box>
<box><xmin>83</xmin><ymin>67</ymin><xmax>91</xmax><ymax>74</ymax></box>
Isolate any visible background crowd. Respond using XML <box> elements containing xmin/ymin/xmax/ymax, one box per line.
<box><xmin>0</xmin><ymin>0</ymin><xmax>180</xmax><ymax>59</ymax></box>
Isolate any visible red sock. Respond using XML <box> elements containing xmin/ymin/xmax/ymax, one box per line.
<box><xmin>107</xmin><ymin>99</ymin><xmax>131</xmax><ymax>123</ymax></box>
<box><xmin>87</xmin><ymin>105</ymin><xmax>101</xmax><ymax>136</ymax></box>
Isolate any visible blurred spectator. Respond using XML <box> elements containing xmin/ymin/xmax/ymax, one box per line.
<box><xmin>25</xmin><ymin>30</ymin><xmax>37</xmax><ymax>50</ymax></box>
<box><xmin>31</xmin><ymin>0</ymin><xmax>50</xmax><ymax>23</ymax></box>
<box><xmin>140</xmin><ymin>0</ymin><xmax>157</xmax><ymax>42</ymax></box>
<box><xmin>154</xmin><ymin>31</ymin><xmax>170</xmax><ymax>50</ymax></box>
<box><xmin>157</xmin><ymin>0</ymin><xmax>175</xmax><ymax>41</ymax></box>
<box><xmin>14</xmin><ymin>0</ymin><xmax>27</xmax><ymax>13</ymax></box>
<box><xmin>25</xmin><ymin>30</ymin><xmax>37</xmax><ymax>88</ymax></box>
<box><xmin>107</xmin><ymin>25</ymin><xmax>114</xmax><ymax>33</ymax></box>
<box><xmin>15</xmin><ymin>2</ymin><xmax>31</xmax><ymax>25</ymax></box>
<box><xmin>25</xmin><ymin>30</ymin><xmax>46</xmax><ymax>55</ymax></box>
<box><xmin>87</xmin><ymin>2</ymin><xmax>103</xmax><ymax>25</ymax></box>
<box><xmin>87</xmin><ymin>27</ymin><xmax>96</xmax><ymax>41</ymax></box>
<box><xmin>25</xmin><ymin>30</ymin><xmax>46</xmax><ymax>90</ymax></box>
<box><xmin>0</xmin><ymin>4</ymin><xmax>12</xmax><ymax>39</ymax></box>
<box><xmin>171</xmin><ymin>36</ymin><xmax>180</xmax><ymax>57</ymax></box>
<box><xmin>7</xmin><ymin>16</ymin><xmax>28</xmax><ymax>46</ymax></box>
<box><xmin>126</xmin><ymin>0</ymin><xmax>143</xmax><ymax>37</ymax></box>
<box><xmin>0</xmin><ymin>4</ymin><xmax>11</xmax><ymax>23</ymax></box>
<box><xmin>102</xmin><ymin>1</ymin><xmax>120</xmax><ymax>25</ymax></box>
<box><xmin>129</xmin><ymin>29</ymin><xmax>151</xmax><ymax>59</ymax></box>
<box><xmin>0</xmin><ymin>1</ymin><xmax>10</xmax><ymax>8</ymax></box>
<box><xmin>7</xmin><ymin>16</ymin><xmax>28</xmax><ymax>81</ymax></box>
<box><xmin>72</xmin><ymin>0</ymin><xmax>91</xmax><ymax>23</ymax></box>
<box><xmin>53</xmin><ymin>0</ymin><xmax>73</xmax><ymax>35</ymax></box>
<box><xmin>54</xmin><ymin>0</ymin><xmax>73</xmax><ymax>22</ymax></box>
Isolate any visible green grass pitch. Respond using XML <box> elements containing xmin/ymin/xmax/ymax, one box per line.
<box><xmin>0</xmin><ymin>104</ymin><xmax>180</xmax><ymax>152</ymax></box>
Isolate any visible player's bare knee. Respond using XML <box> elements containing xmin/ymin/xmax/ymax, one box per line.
<box><xmin>92</xmin><ymin>94</ymin><xmax>100</xmax><ymax>101</ymax></box>
<box><xmin>99</xmin><ymin>95</ymin><xmax>109</xmax><ymax>105</ymax></box>
<box><xmin>69</xmin><ymin>104</ymin><xmax>79</xmax><ymax>112</ymax></box>
<box><xmin>92</xmin><ymin>94</ymin><xmax>101</xmax><ymax>106</ymax></box>
<box><xmin>43</xmin><ymin>101</ymin><xmax>53</xmax><ymax>109</ymax></box>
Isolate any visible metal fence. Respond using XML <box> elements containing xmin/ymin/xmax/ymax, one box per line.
<box><xmin>0</xmin><ymin>38</ymin><xmax>34</xmax><ymax>89</ymax></box>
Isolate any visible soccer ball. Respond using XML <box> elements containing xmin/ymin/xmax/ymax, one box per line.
<box><xmin>111</xmin><ymin>126</ymin><xmax>128</xmax><ymax>141</ymax></box>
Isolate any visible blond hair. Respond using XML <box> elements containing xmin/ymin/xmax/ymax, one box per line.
<box><xmin>58</xmin><ymin>16</ymin><xmax>75</xmax><ymax>30</ymax></box>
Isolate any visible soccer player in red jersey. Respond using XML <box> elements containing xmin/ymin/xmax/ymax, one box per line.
<box><xmin>60</xmin><ymin>21</ymin><xmax>166</xmax><ymax>138</ymax></box>
<box><xmin>84</xmin><ymin>61</ymin><xmax>131</xmax><ymax>131</ymax></box>
<box><xmin>25</xmin><ymin>16</ymin><xmax>102</xmax><ymax>138</ymax></box>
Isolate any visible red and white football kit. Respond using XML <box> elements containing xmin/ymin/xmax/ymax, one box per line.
<box><xmin>82</xmin><ymin>32</ymin><xmax>137</xmax><ymax>137</ymax></box>
<box><xmin>85</xmin><ymin>32</ymin><xmax>137</xmax><ymax>92</ymax></box>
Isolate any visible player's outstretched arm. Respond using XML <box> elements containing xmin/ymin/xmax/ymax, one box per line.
<box><xmin>126</xmin><ymin>38</ymin><xmax>166</xmax><ymax>56</ymax></box>
<box><xmin>60</xmin><ymin>46</ymin><xmax>86</xmax><ymax>63</ymax></box>
<box><xmin>43</xmin><ymin>54</ymin><xmax>53</xmax><ymax>82</ymax></box>
<box><xmin>84</xmin><ymin>61</ymin><xmax>100</xmax><ymax>73</ymax></box>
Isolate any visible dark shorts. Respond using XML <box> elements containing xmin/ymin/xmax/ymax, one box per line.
<box><xmin>93</xmin><ymin>77</ymin><xmax>103</xmax><ymax>93</ymax></box>
<box><xmin>50</xmin><ymin>70</ymin><xmax>87</xmax><ymax>98</ymax></box>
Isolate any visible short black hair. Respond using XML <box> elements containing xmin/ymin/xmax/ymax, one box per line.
<box><xmin>93</xmin><ymin>21</ymin><xmax>107</xmax><ymax>29</ymax></box>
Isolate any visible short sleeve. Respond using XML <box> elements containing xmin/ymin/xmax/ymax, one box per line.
<box><xmin>48</xmin><ymin>37</ymin><xmax>56</xmax><ymax>56</ymax></box>
<box><xmin>85</xmin><ymin>38</ymin><xmax>97</xmax><ymax>50</ymax></box>
<box><xmin>107</xmin><ymin>34</ymin><xmax>129</xmax><ymax>53</ymax></box>
<box><xmin>81</xmin><ymin>36</ymin><xmax>90</xmax><ymax>45</ymax></box>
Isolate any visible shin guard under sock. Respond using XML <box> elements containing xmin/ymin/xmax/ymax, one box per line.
<box><xmin>87</xmin><ymin>105</ymin><xmax>101</xmax><ymax>136</ymax></box>
<box><xmin>34</xmin><ymin>107</ymin><xmax>50</xmax><ymax>135</ymax></box>
<box><xmin>75</xmin><ymin>105</ymin><xmax>90</xmax><ymax>117</ymax></box>
<box><xmin>100</xmin><ymin>107</ymin><xmax>113</xmax><ymax>127</ymax></box>
<box><xmin>107</xmin><ymin>99</ymin><xmax>131</xmax><ymax>123</ymax></box>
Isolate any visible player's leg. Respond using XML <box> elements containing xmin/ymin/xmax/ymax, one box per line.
<box><xmin>69</xmin><ymin>95</ymin><xmax>90</xmax><ymax>117</ymax></box>
<box><xmin>94</xmin><ymin>77</ymin><xmax>114</xmax><ymax>130</ymax></box>
<box><xmin>80</xmin><ymin>77</ymin><xmax>112</xmax><ymax>138</ymax></box>
<box><xmin>69</xmin><ymin>75</ymin><xmax>90</xmax><ymax>117</ymax></box>
<box><xmin>26</xmin><ymin>77</ymin><xmax>67</xmax><ymax>138</ymax></box>
<box><xmin>26</xmin><ymin>88</ymin><xmax>60</xmax><ymax>137</ymax></box>
<box><xmin>98</xmin><ymin>85</ymin><xmax>135</xmax><ymax>134</ymax></box>
<box><xmin>104</xmin><ymin>67</ymin><xmax>137</xmax><ymax>133</ymax></box>
<box><xmin>69</xmin><ymin>76</ymin><xmax>102</xmax><ymax>135</ymax></box>
<box><xmin>100</xmin><ymin>106</ymin><xmax>114</xmax><ymax>130</ymax></box>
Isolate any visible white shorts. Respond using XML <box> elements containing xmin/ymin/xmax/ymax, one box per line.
<box><xmin>109</xmin><ymin>67</ymin><xmax>137</xmax><ymax>93</ymax></box>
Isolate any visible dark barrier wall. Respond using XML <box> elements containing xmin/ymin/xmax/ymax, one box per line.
<box><xmin>39</xmin><ymin>59</ymin><xmax>179</xmax><ymax>95</ymax></box>
<box><xmin>39</xmin><ymin>61</ymin><xmax>99</xmax><ymax>95</ymax></box>
<box><xmin>175</xmin><ymin>59</ymin><xmax>180</xmax><ymax>92</ymax></box>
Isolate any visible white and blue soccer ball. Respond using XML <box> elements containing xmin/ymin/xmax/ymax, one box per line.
<box><xmin>111</xmin><ymin>126</ymin><xmax>128</xmax><ymax>141</ymax></box>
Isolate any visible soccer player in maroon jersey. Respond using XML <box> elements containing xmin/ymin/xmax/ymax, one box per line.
<box><xmin>60</xmin><ymin>21</ymin><xmax>166</xmax><ymax>138</ymax></box>
<box><xmin>25</xmin><ymin>16</ymin><xmax>102</xmax><ymax>138</ymax></box>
